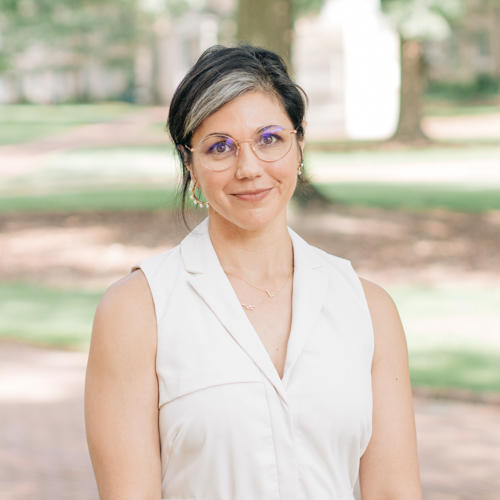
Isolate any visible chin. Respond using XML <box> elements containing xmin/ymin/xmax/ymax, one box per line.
<box><xmin>210</xmin><ymin>204</ymin><xmax>285</xmax><ymax>233</ymax></box>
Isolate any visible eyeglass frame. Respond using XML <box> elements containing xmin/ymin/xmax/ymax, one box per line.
<box><xmin>181</xmin><ymin>126</ymin><xmax>300</xmax><ymax>170</ymax></box>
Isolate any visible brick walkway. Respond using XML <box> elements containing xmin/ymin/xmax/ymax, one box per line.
<box><xmin>0</xmin><ymin>341</ymin><xmax>98</xmax><ymax>500</ymax></box>
<box><xmin>1</xmin><ymin>340</ymin><xmax>499</xmax><ymax>499</ymax></box>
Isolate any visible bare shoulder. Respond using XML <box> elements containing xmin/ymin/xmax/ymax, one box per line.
<box><xmin>359</xmin><ymin>277</ymin><xmax>401</xmax><ymax>324</ymax></box>
<box><xmin>359</xmin><ymin>277</ymin><xmax>396</xmax><ymax>309</ymax></box>
<box><xmin>358</xmin><ymin>277</ymin><xmax>407</xmax><ymax>366</ymax></box>
<box><xmin>89</xmin><ymin>269</ymin><xmax>157</xmax><ymax>370</ymax></box>
<box><xmin>100</xmin><ymin>268</ymin><xmax>153</xmax><ymax>313</ymax></box>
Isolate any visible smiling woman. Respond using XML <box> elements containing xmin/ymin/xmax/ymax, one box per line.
<box><xmin>84</xmin><ymin>44</ymin><xmax>423</xmax><ymax>500</ymax></box>
<box><xmin>167</xmin><ymin>45</ymin><xmax>307</xmax><ymax>227</ymax></box>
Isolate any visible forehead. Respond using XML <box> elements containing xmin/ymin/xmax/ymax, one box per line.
<box><xmin>192</xmin><ymin>90</ymin><xmax>292</xmax><ymax>142</ymax></box>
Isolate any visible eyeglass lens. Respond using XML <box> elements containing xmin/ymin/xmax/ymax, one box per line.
<box><xmin>196</xmin><ymin>125</ymin><xmax>294</xmax><ymax>171</ymax></box>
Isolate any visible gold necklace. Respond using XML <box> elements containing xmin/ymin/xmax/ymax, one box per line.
<box><xmin>225</xmin><ymin>269</ymin><xmax>293</xmax><ymax>311</ymax></box>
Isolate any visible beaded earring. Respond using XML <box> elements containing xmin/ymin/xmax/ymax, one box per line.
<box><xmin>298</xmin><ymin>159</ymin><xmax>304</xmax><ymax>176</ymax></box>
<box><xmin>190</xmin><ymin>181</ymin><xmax>209</xmax><ymax>208</ymax></box>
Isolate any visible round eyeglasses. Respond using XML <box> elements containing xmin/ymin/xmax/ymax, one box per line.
<box><xmin>184</xmin><ymin>125</ymin><xmax>298</xmax><ymax>172</ymax></box>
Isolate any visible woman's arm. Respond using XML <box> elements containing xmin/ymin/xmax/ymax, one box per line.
<box><xmin>84</xmin><ymin>270</ymin><xmax>161</xmax><ymax>500</ymax></box>
<box><xmin>358</xmin><ymin>278</ymin><xmax>422</xmax><ymax>500</ymax></box>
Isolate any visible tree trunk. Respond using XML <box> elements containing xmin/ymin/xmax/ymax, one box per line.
<box><xmin>237</xmin><ymin>0</ymin><xmax>293</xmax><ymax>68</ymax></box>
<box><xmin>150</xmin><ymin>35</ymin><xmax>161</xmax><ymax>105</ymax></box>
<box><xmin>393</xmin><ymin>38</ymin><xmax>429</xmax><ymax>143</ymax></box>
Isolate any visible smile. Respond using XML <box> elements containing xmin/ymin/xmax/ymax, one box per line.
<box><xmin>232</xmin><ymin>188</ymin><xmax>273</xmax><ymax>202</ymax></box>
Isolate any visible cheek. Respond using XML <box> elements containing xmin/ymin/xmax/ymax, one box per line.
<box><xmin>199</xmin><ymin>172</ymin><xmax>232</xmax><ymax>199</ymax></box>
<box><xmin>270</xmin><ymin>159</ymin><xmax>299</xmax><ymax>185</ymax></box>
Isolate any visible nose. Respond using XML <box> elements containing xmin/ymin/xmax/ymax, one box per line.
<box><xmin>234</xmin><ymin>142</ymin><xmax>264</xmax><ymax>180</ymax></box>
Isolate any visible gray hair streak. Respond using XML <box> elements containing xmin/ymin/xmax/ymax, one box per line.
<box><xmin>183</xmin><ymin>70</ymin><xmax>275</xmax><ymax>141</ymax></box>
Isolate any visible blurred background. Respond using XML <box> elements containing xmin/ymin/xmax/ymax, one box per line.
<box><xmin>0</xmin><ymin>0</ymin><xmax>499</xmax><ymax>498</ymax></box>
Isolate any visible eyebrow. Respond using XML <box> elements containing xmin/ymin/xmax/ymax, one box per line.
<box><xmin>258</xmin><ymin>124</ymin><xmax>285</xmax><ymax>133</ymax></box>
<box><xmin>202</xmin><ymin>124</ymin><xmax>285</xmax><ymax>139</ymax></box>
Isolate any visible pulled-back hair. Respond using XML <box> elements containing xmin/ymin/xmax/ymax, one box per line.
<box><xmin>167</xmin><ymin>44</ymin><xmax>307</xmax><ymax>223</ymax></box>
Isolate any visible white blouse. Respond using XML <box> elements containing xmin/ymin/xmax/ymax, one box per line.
<box><xmin>131</xmin><ymin>217</ymin><xmax>374</xmax><ymax>500</ymax></box>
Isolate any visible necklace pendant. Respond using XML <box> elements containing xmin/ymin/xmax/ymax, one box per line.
<box><xmin>242</xmin><ymin>303</ymin><xmax>256</xmax><ymax>310</ymax></box>
<box><xmin>265</xmin><ymin>289</ymin><xmax>275</xmax><ymax>297</ymax></box>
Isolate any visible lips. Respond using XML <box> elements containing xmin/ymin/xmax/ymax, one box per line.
<box><xmin>232</xmin><ymin>187</ymin><xmax>273</xmax><ymax>201</ymax></box>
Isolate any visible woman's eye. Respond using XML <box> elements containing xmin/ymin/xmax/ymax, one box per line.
<box><xmin>259</xmin><ymin>133</ymin><xmax>280</xmax><ymax>146</ymax></box>
<box><xmin>208</xmin><ymin>141</ymin><xmax>231</xmax><ymax>154</ymax></box>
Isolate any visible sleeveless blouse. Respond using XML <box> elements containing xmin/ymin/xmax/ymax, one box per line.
<box><xmin>130</xmin><ymin>217</ymin><xmax>374</xmax><ymax>500</ymax></box>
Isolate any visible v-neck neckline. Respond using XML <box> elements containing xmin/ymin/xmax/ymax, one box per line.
<box><xmin>181</xmin><ymin>217</ymin><xmax>330</xmax><ymax>398</ymax></box>
<box><xmin>207</xmin><ymin>229</ymin><xmax>298</xmax><ymax>384</ymax></box>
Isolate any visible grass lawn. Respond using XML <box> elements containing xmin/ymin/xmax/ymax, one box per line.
<box><xmin>1</xmin><ymin>182</ymin><xmax>499</xmax><ymax>214</ymax></box>
<box><xmin>390</xmin><ymin>284</ymin><xmax>500</xmax><ymax>393</ymax></box>
<box><xmin>0</xmin><ymin>282</ymin><xmax>102</xmax><ymax>350</ymax></box>
<box><xmin>408</xmin><ymin>349</ymin><xmax>500</xmax><ymax>393</ymax></box>
<box><xmin>316</xmin><ymin>182</ymin><xmax>500</xmax><ymax>213</ymax></box>
<box><xmin>2</xmin><ymin>182</ymin><xmax>499</xmax><ymax>214</ymax></box>
<box><xmin>0</xmin><ymin>186</ymin><xmax>179</xmax><ymax>212</ymax></box>
<box><xmin>0</xmin><ymin>102</ymin><xmax>139</xmax><ymax>145</ymax></box>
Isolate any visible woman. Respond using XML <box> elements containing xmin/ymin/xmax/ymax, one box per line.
<box><xmin>84</xmin><ymin>45</ymin><xmax>422</xmax><ymax>500</ymax></box>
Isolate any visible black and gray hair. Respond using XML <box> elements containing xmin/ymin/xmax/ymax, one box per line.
<box><xmin>167</xmin><ymin>44</ymin><xmax>307</xmax><ymax>221</ymax></box>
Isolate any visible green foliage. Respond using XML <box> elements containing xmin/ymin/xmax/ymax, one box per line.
<box><xmin>162</xmin><ymin>0</ymin><xmax>205</xmax><ymax>17</ymax></box>
<box><xmin>293</xmin><ymin>0</ymin><xmax>325</xmax><ymax>20</ymax></box>
<box><xmin>423</xmin><ymin>102</ymin><xmax>500</xmax><ymax>117</ymax></box>
<box><xmin>380</xmin><ymin>0</ymin><xmax>466</xmax><ymax>40</ymax></box>
<box><xmin>0</xmin><ymin>0</ymin><xmax>150</xmax><ymax>91</ymax></box>
<box><xmin>427</xmin><ymin>74</ymin><xmax>500</xmax><ymax>101</ymax></box>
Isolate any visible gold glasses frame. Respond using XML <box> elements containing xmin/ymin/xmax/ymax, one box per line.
<box><xmin>183</xmin><ymin>126</ymin><xmax>299</xmax><ymax>171</ymax></box>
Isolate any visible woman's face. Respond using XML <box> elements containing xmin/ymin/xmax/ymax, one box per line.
<box><xmin>187</xmin><ymin>90</ymin><xmax>304</xmax><ymax>232</ymax></box>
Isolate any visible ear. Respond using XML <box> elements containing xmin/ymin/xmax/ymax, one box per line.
<box><xmin>178</xmin><ymin>145</ymin><xmax>196</xmax><ymax>182</ymax></box>
<box><xmin>177</xmin><ymin>145</ymin><xmax>190</xmax><ymax>165</ymax></box>
<box><xmin>298</xmin><ymin>120</ymin><xmax>307</xmax><ymax>150</ymax></box>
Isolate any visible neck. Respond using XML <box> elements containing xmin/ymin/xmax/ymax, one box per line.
<box><xmin>207</xmin><ymin>212</ymin><xmax>294</xmax><ymax>283</ymax></box>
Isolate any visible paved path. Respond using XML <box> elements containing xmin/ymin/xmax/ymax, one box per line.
<box><xmin>308</xmin><ymin>147</ymin><xmax>500</xmax><ymax>186</ymax></box>
<box><xmin>1</xmin><ymin>340</ymin><xmax>499</xmax><ymax>499</ymax></box>
<box><xmin>422</xmin><ymin>113</ymin><xmax>500</xmax><ymax>141</ymax></box>
<box><xmin>0</xmin><ymin>341</ymin><xmax>98</xmax><ymax>500</ymax></box>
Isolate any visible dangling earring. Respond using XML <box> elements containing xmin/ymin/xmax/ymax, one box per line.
<box><xmin>297</xmin><ymin>159</ymin><xmax>304</xmax><ymax>176</ymax></box>
<box><xmin>190</xmin><ymin>180</ymin><xmax>209</xmax><ymax>208</ymax></box>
